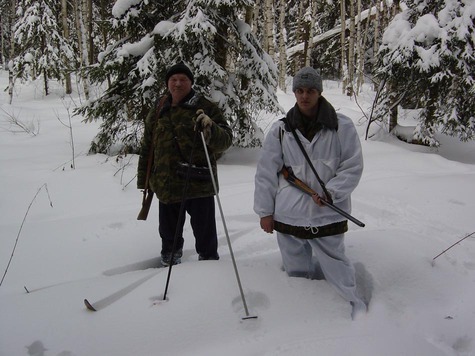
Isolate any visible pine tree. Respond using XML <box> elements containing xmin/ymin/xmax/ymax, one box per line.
<box><xmin>78</xmin><ymin>0</ymin><xmax>282</xmax><ymax>154</ymax></box>
<box><xmin>374</xmin><ymin>0</ymin><xmax>475</xmax><ymax>146</ymax></box>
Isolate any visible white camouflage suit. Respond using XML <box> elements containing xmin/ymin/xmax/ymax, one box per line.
<box><xmin>253</xmin><ymin>107</ymin><xmax>366</xmax><ymax>318</ymax></box>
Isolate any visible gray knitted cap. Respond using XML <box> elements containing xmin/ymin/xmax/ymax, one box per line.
<box><xmin>292</xmin><ymin>67</ymin><xmax>323</xmax><ymax>93</ymax></box>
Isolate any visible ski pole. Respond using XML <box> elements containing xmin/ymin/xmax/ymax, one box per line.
<box><xmin>162</xmin><ymin>130</ymin><xmax>200</xmax><ymax>301</ymax></box>
<box><xmin>200</xmin><ymin>131</ymin><xmax>257</xmax><ymax>320</ymax></box>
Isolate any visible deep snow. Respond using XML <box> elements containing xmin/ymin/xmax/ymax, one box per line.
<box><xmin>1</xmin><ymin>71</ymin><xmax>475</xmax><ymax>356</ymax></box>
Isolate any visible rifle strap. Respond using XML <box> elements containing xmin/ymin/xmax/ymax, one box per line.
<box><xmin>281</xmin><ymin>118</ymin><xmax>333</xmax><ymax>203</ymax></box>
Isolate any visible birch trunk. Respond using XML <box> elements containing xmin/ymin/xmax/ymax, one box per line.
<box><xmin>347</xmin><ymin>0</ymin><xmax>355</xmax><ymax>96</ymax></box>
<box><xmin>74</xmin><ymin>0</ymin><xmax>90</xmax><ymax>99</ymax></box>
<box><xmin>355</xmin><ymin>0</ymin><xmax>364</xmax><ymax>93</ymax></box>
<box><xmin>372</xmin><ymin>1</ymin><xmax>381</xmax><ymax>91</ymax></box>
<box><xmin>340</xmin><ymin>0</ymin><xmax>347</xmax><ymax>93</ymax></box>
<box><xmin>277</xmin><ymin>0</ymin><xmax>287</xmax><ymax>91</ymax></box>
<box><xmin>304</xmin><ymin>0</ymin><xmax>317</xmax><ymax>67</ymax></box>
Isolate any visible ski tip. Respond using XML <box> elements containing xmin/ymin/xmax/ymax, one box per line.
<box><xmin>84</xmin><ymin>299</ymin><xmax>97</xmax><ymax>312</ymax></box>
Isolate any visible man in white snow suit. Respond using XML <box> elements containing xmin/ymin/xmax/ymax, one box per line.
<box><xmin>253</xmin><ymin>66</ymin><xmax>367</xmax><ymax>319</ymax></box>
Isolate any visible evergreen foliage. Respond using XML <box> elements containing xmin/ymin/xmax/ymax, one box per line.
<box><xmin>309</xmin><ymin>0</ymin><xmax>342</xmax><ymax>78</ymax></box>
<box><xmin>12</xmin><ymin>0</ymin><xmax>76</xmax><ymax>94</ymax></box>
<box><xmin>4</xmin><ymin>0</ymin><xmax>474</xmax><ymax>150</ymax></box>
<box><xmin>374</xmin><ymin>0</ymin><xmax>475</xmax><ymax>146</ymax></box>
<box><xmin>0</xmin><ymin>0</ymin><xmax>14</xmax><ymax>68</ymax></box>
<box><xmin>77</xmin><ymin>0</ymin><xmax>282</xmax><ymax>154</ymax></box>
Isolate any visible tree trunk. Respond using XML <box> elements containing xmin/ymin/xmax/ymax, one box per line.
<box><xmin>277</xmin><ymin>0</ymin><xmax>287</xmax><ymax>91</ymax></box>
<box><xmin>340</xmin><ymin>0</ymin><xmax>347</xmax><ymax>93</ymax></box>
<box><xmin>302</xmin><ymin>20</ymin><xmax>310</xmax><ymax>68</ymax></box>
<box><xmin>39</xmin><ymin>32</ymin><xmax>50</xmax><ymax>96</ymax></box>
<box><xmin>264</xmin><ymin>0</ymin><xmax>274</xmax><ymax>58</ymax></box>
<box><xmin>252</xmin><ymin>0</ymin><xmax>260</xmax><ymax>35</ymax></box>
<box><xmin>61</xmin><ymin>0</ymin><xmax>72</xmax><ymax>94</ymax></box>
<box><xmin>215</xmin><ymin>25</ymin><xmax>227</xmax><ymax>69</ymax></box>
<box><xmin>295</xmin><ymin>0</ymin><xmax>305</xmax><ymax>70</ymax></box>
<box><xmin>99</xmin><ymin>0</ymin><xmax>111</xmax><ymax>87</ymax></box>
<box><xmin>87</xmin><ymin>0</ymin><xmax>94</xmax><ymax>65</ymax></box>
<box><xmin>242</xmin><ymin>7</ymin><xmax>254</xmax><ymax>91</ymax></box>
<box><xmin>388</xmin><ymin>81</ymin><xmax>398</xmax><ymax>132</ymax></box>
<box><xmin>372</xmin><ymin>1</ymin><xmax>381</xmax><ymax>91</ymax></box>
<box><xmin>43</xmin><ymin>57</ymin><xmax>49</xmax><ymax>96</ymax></box>
<box><xmin>347</xmin><ymin>0</ymin><xmax>355</xmax><ymax>96</ymax></box>
<box><xmin>7</xmin><ymin>0</ymin><xmax>17</xmax><ymax>104</ymax></box>
<box><xmin>74</xmin><ymin>0</ymin><xmax>90</xmax><ymax>99</ymax></box>
<box><xmin>305</xmin><ymin>0</ymin><xmax>317</xmax><ymax>67</ymax></box>
<box><xmin>356</xmin><ymin>0</ymin><xmax>365</xmax><ymax>93</ymax></box>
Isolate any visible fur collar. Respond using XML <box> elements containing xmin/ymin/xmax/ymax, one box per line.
<box><xmin>285</xmin><ymin>96</ymin><xmax>338</xmax><ymax>131</ymax></box>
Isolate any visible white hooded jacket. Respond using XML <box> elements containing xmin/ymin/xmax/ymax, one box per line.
<box><xmin>254</xmin><ymin>104</ymin><xmax>363</xmax><ymax>229</ymax></box>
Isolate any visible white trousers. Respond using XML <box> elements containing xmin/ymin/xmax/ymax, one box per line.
<box><xmin>277</xmin><ymin>232</ymin><xmax>364</xmax><ymax>306</ymax></box>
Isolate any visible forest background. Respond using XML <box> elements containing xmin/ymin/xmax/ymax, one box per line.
<box><xmin>0</xmin><ymin>0</ymin><xmax>474</xmax><ymax>152</ymax></box>
<box><xmin>1</xmin><ymin>2</ymin><xmax>475</xmax><ymax>354</ymax></box>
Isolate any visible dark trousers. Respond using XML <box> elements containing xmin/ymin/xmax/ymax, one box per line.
<box><xmin>158</xmin><ymin>196</ymin><xmax>218</xmax><ymax>259</ymax></box>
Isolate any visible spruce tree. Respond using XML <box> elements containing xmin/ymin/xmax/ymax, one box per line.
<box><xmin>374</xmin><ymin>0</ymin><xmax>475</xmax><ymax>146</ymax></box>
<box><xmin>78</xmin><ymin>0</ymin><xmax>282</xmax><ymax>154</ymax></box>
<box><xmin>11</xmin><ymin>0</ymin><xmax>75</xmax><ymax>95</ymax></box>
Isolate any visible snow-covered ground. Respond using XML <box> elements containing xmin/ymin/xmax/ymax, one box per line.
<box><xmin>1</xmin><ymin>71</ymin><xmax>475</xmax><ymax>356</ymax></box>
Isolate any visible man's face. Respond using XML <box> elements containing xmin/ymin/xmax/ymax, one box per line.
<box><xmin>168</xmin><ymin>73</ymin><xmax>192</xmax><ymax>102</ymax></box>
<box><xmin>294</xmin><ymin>87</ymin><xmax>321</xmax><ymax>113</ymax></box>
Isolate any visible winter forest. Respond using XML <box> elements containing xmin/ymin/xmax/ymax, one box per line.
<box><xmin>1</xmin><ymin>1</ymin><xmax>475</xmax><ymax>355</ymax></box>
<box><xmin>1</xmin><ymin>0</ymin><xmax>474</xmax><ymax>153</ymax></box>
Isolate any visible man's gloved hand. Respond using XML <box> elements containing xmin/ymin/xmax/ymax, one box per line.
<box><xmin>194</xmin><ymin>109</ymin><xmax>213</xmax><ymax>143</ymax></box>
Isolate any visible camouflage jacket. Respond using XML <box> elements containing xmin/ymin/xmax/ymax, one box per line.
<box><xmin>137</xmin><ymin>90</ymin><xmax>233</xmax><ymax>204</ymax></box>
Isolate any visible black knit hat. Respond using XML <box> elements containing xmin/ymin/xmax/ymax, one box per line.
<box><xmin>165</xmin><ymin>62</ymin><xmax>194</xmax><ymax>84</ymax></box>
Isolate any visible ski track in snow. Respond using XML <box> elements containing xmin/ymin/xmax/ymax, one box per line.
<box><xmin>1</xmin><ymin>73</ymin><xmax>475</xmax><ymax>355</ymax></box>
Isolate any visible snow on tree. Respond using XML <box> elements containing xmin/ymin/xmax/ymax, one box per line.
<box><xmin>78</xmin><ymin>0</ymin><xmax>283</xmax><ymax>154</ymax></box>
<box><xmin>373</xmin><ymin>0</ymin><xmax>475</xmax><ymax>146</ymax></box>
<box><xmin>11</xmin><ymin>0</ymin><xmax>76</xmax><ymax>96</ymax></box>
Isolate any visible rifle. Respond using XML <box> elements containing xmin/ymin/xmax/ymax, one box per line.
<box><xmin>137</xmin><ymin>96</ymin><xmax>167</xmax><ymax>221</ymax></box>
<box><xmin>137</xmin><ymin>149</ymin><xmax>154</xmax><ymax>220</ymax></box>
<box><xmin>280</xmin><ymin>166</ymin><xmax>365</xmax><ymax>227</ymax></box>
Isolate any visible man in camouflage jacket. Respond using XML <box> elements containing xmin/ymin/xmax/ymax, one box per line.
<box><xmin>137</xmin><ymin>62</ymin><xmax>232</xmax><ymax>266</ymax></box>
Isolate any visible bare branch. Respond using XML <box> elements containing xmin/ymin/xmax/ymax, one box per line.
<box><xmin>432</xmin><ymin>231</ymin><xmax>475</xmax><ymax>265</ymax></box>
<box><xmin>0</xmin><ymin>107</ymin><xmax>40</xmax><ymax>136</ymax></box>
<box><xmin>1</xmin><ymin>184</ymin><xmax>53</xmax><ymax>287</ymax></box>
